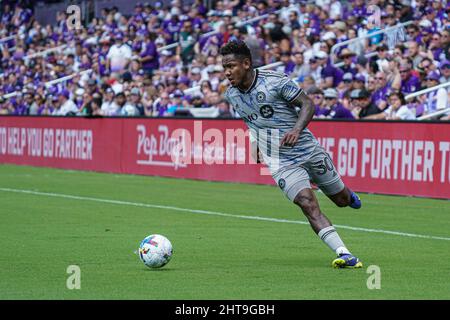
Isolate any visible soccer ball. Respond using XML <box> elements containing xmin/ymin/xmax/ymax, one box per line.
<box><xmin>138</xmin><ymin>234</ymin><xmax>173</xmax><ymax>268</ymax></box>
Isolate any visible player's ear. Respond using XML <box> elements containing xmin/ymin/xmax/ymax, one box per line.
<box><xmin>243</xmin><ymin>57</ymin><xmax>252</xmax><ymax>70</ymax></box>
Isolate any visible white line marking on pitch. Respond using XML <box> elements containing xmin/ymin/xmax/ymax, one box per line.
<box><xmin>1</xmin><ymin>187</ymin><xmax>450</xmax><ymax>242</ymax></box>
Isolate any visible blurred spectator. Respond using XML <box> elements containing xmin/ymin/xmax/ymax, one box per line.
<box><xmin>29</xmin><ymin>93</ymin><xmax>44</xmax><ymax>115</ymax></box>
<box><xmin>308</xmin><ymin>57</ymin><xmax>323</xmax><ymax>86</ymax></box>
<box><xmin>352</xmin><ymin>73</ymin><xmax>366</xmax><ymax>91</ymax></box>
<box><xmin>346</xmin><ymin>28</ymin><xmax>364</xmax><ymax>56</ymax></box>
<box><xmin>217</xmin><ymin>100</ymin><xmax>233</xmax><ymax>118</ymax></box>
<box><xmin>339</xmin><ymin>73</ymin><xmax>354</xmax><ymax>95</ymax></box>
<box><xmin>129</xmin><ymin>87</ymin><xmax>145</xmax><ymax>116</ymax></box>
<box><xmin>139</xmin><ymin>32</ymin><xmax>159</xmax><ymax>77</ymax></box>
<box><xmin>351</xmin><ymin>88</ymin><xmax>383</xmax><ymax>119</ymax></box>
<box><xmin>153</xmin><ymin>91</ymin><xmax>171</xmax><ymax>117</ymax></box>
<box><xmin>107</xmin><ymin>33</ymin><xmax>132</xmax><ymax>73</ymax></box>
<box><xmin>308</xmin><ymin>86</ymin><xmax>326</xmax><ymax>117</ymax></box>
<box><xmin>371</xmin><ymin>71</ymin><xmax>391</xmax><ymax>111</ymax></box>
<box><xmin>439</xmin><ymin>60</ymin><xmax>450</xmax><ymax>84</ymax></box>
<box><xmin>291</xmin><ymin>50</ymin><xmax>309</xmax><ymax>81</ymax></box>
<box><xmin>81</xmin><ymin>94</ymin><xmax>104</xmax><ymax>117</ymax></box>
<box><xmin>38</xmin><ymin>96</ymin><xmax>55</xmax><ymax>115</ymax></box>
<box><xmin>339</xmin><ymin>49</ymin><xmax>357</xmax><ymax>76</ymax></box>
<box><xmin>421</xmin><ymin>71</ymin><xmax>448</xmax><ymax>116</ymax></box>
<box><xmin>189</xmin><ymin>67</ymin><xmax>203</xmax><ymax>87</ymax></box>
<box><xmin>399</xmin><ymin>61</ymin><xmax>421</xmax><ymax>95</ymax></box>
<box><xmin>324</xmin><ymin>88</ymin><xmax>354</xmax><ymax>119</ymax></box>
<box><xmin>166</xmin><ymin>90</ymin><xmax>185</xmax><ymax>115</ymax></box>
<box><xmin>204</xmin><ymin>90</ymin><xmax>222</xmax><ymax>107</ymax></box>
<box><xmin>367</xmin><ymin>75</ymin><xmax>377</xmax><ymax>92</ymax></box>
<box><xmin>406</xmin><ymin>24</ymin><xmax>421</xmax><ymax>43</ymax></box>
<box><xmin>53</xmin><ymin>90</ymin><xmax>78</xmax><ymax>116</ymax></box>
<box><xmin>200</xmin><ymin>80</ymin><xmax>213</xmax><ymax>97</ymax></box>
<box><xmin>318</xmin><ymin>51</ymin><xmax>343</xmax><ymax>89</ymax></box>
<box><xmin>374</xmin><ymin>44</ymin><xmax>391</xmax><ymax>72</ymax></box>
<box><xmin>406</xmin><ymin>41</ymin><xmax>423</xmax><ymax>69</ymax></box>
<box><xmin>177</xmin><ymin>20</ymin><xmax>197</xmax><ymax>66</ymax></box>
<box><xmin>101</xmin><ymin>87</ymin><xmax>117</xmax><ymax>116</ymax></box>
<box><xmin>190</xmin><ymin>94</ymin><xmax>207</xmax><ymax>108</ymax></box>
<box><xmin>278</xmin><ymin>51</ymin><xmax>296</xmax><ymax>75</ymax></box>
<box><xmin>240</xmin><ymin>26</ymin><xmax>265</xmax><ymax>68</ymax></box>
<box><xmin>118</xmin><ymin>91</ymin><xmax>139</xmax><ymax>116</ymax></box>
<box><xmin>106</xmin><ymin>92</ymin><xmax>123</xmax><ymax>116</ymax></box>
<box><xmin>366</xmin><ymin>91</ymin><xmax>416</xmax><ymax>120</ymax></box>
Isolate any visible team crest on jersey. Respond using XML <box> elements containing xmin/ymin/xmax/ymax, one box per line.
<box><xmin>278</xmin><ymin>178</ymin><xmax>286</xmax><ymax>189</ymax></box>
<box><xmin>256</xmin><ymin>91</ymin><xmax>266</xmax><ymax>102</ymax></box>
<box><xmin>259</xmin><ymin>105</ymin><xmax>274</xmax><ymax>118</ymax></box>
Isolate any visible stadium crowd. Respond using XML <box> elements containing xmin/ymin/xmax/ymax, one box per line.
<box><xmin>0</xmin><ymin>0</ymin><xmax>449</xmax><ymax>120</ymax></box>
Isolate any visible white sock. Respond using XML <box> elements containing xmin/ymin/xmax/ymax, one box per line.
<box><xmin>317</xmin><ymin>226</ymin><xmax>351</xmax><ymax>256</ymax></box>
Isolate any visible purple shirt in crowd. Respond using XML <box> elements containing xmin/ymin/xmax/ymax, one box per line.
<box><xmin>13</xmin><ymin>103</ymin><xmax>27</xmax><ymax>115</ymax></box>
<box><xmin>37</xmin><ymin>105</ymin><xmax>54</xmax><ymax>115</ymax></box>
<box><xmin>155</xmin><ymin>102</ymin><xmax>169</xmax><ymax>117</ymax></box>
<box><xmin>330</xmin><ymin>103</ymin><xmax>354</xmax><ymax>119</ymax></box>
<box><xmin>340</xmin><ymin>65</ymin><xmax>358</xmax><ymax>76</ymax></box>
<box><xmin>315</xmin><ymin>105</ymin><xmax>331</xmax><ymax>117</ymax></box>
<box><xmin>401</xmin><ymin>75</ymin><xmax>421</xmax><ymax>94</ymax></box>
<box><xmin>140</xmin><ymin>41</ymin><xmax>159</xmax><ymax>70</ymax></box>
<box><xmin>321</xmin><ymin>62</ymin><xmax>344</xmax><ymax>87</ymax></box>
<box><xmin>371</xmin><ymin>84</ymin><xmax>391</xmax><ymax>106</ymax></box>
<box><xmin>352</xmin><ymin>5</ymin><xmax>367</xmax><ymax>18</ymax></box>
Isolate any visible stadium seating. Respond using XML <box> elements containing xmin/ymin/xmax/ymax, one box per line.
<box><xmin>0</xmin><ymin>0</ymin><xmax>449</xmax><ymax>120</ymax></box>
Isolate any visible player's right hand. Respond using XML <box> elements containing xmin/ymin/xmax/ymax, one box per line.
<box><xmin>280</xmin><ymin>128</ymin><xmax>301</xmax><ymax>147</ymax></box>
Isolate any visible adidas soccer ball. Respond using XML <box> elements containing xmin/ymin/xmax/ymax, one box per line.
<box><xmin>138</xmin><ymin>234</ymin><xmax>173</xmax><ymax>268</ymax></box>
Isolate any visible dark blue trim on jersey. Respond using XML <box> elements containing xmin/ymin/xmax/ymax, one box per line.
<box><xmin>288</xmin><ymin>88</ymin><xmax>304</xmax><ymax>104</ymax></box>
<box><xmin>237</xmin><ymin>69</ymin><xmax>259</xmax><ymax>94</ymax></box>
<box><xmin>258</xmin><ymin>69</ymin><xmax>285</xmax><ymax>78</ymax></box>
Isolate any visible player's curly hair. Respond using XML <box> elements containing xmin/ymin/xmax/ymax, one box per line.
<box><xmin>219</xmin><ymin>40</ymin><xmax>252</xmax><ymax>63</ymax></box>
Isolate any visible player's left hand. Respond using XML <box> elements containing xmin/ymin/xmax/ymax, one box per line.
<box><xmin>280</xmin><ymin>128</ymin><xmax>301</xmax><ymax>147</ymax></box>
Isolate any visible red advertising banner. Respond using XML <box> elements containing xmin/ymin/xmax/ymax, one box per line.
<box><xmin>0</xmin><ymin>116</ymin><xmax>449</xmax><ymax>199</ymax></box>
<box><xmin>0</xmin><ymin>117</ymin><xmax>122</xmax><ymax>172</ymax></box>
<box><xmin>309</xmin><ymin>121</ymin><xmax>450</xmax><ymax>199</ymax></box>
<box><xmin>121</xmin><ymin>118</ymin><xmax>273</xmax><ymax>184</ymax></box>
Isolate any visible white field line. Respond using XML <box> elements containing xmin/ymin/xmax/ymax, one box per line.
<box><xmin>1</xmin><ymin>187</ymin><xmax>450</xmax><ymax>242</ymax></box>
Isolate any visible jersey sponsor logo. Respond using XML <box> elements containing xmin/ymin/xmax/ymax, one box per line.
<box><xmin>256</xmin><ymin>91</ymin><xmax>266</xmax><ymax>102</ymax></box>
<box><xmin>259</xmin><ymin>105</ymin><xmax>274</xmax><ymax>119</ymax></box>
<box><xmin>278</xmin><ymin>178</ymin><xmax>286</xmax><ymax>189</ymax></box>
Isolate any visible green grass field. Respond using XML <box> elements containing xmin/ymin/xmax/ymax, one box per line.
<box><xmin>0</xmin><ymin>164</ymin><xmax>449</xmax><ymax>300</ymax></box>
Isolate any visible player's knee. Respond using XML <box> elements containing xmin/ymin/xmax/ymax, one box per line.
<box><xmin>330</xmin><ymin>188</ymin><xmax>351</xmax><ymax>207</ymax></box>
<box><xmin>334</xmin><ymin>196</ymin><xmax>350</xmax><ymax>207</ymax></box>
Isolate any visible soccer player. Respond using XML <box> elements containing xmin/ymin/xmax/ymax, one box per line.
<box><xmin>220</xmin><ymin>40</ymin><xmax>363</xmax><ymax>268</ymax></box>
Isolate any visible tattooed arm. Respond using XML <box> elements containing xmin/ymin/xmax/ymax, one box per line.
<box><xmin>280</xmin><ymin>91</ymin><xmax>315</xmax><ymax>147</ymax></box>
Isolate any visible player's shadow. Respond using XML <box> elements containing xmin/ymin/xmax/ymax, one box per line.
<box><xmin>143</xmin><ymin>267</ymin><xmax>175</xmax><ymax>272</ymax></box>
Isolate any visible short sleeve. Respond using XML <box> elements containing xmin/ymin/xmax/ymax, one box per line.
<box><xmin>277</xmin><ymin>76</ymin><xmax>303</xmax><ymax>103</ymax></box>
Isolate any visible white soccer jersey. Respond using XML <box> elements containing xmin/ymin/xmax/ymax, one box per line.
<box><xmin>224</xmin><ymin>69</ymin><xmax>320</xmax><ymax>173</ymax></box>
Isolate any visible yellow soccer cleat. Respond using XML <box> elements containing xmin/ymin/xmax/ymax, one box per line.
<box><xmin>332</xmin><ymin>254</ymin><xmax>363</xmax><ymax>269</ymax></box>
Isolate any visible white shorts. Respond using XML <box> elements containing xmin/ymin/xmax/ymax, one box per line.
<box><xmin>273</xmin><ymin>145</ymin><xmax>345</xmax><ymax>201</ymax></box>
